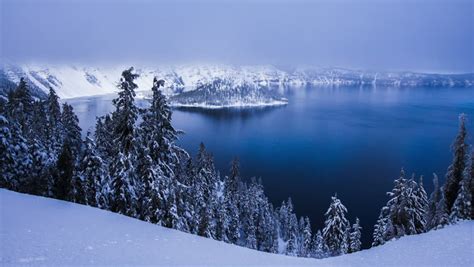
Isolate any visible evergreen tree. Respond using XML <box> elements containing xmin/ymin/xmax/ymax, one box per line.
<box><xmin>372</xmin><ymin>205</ymin><xmax>391</xmax><ymax>247</ymax></box>
<box><xmin>45</xmin><ymin>87</ymin><xmax>62</xmax><ymax>154</ymax></box>
<box><xmin>444</xmin><ymin>114</ymin><xmax>469</xmax><ymax>213</ymax></box>
<box><xmin>109</xmin><ymin>68</ymin><xmax>140</xmax><ymax>217</ymax></box>
<box><xmin>322</xmin><ymin>194</ymin><xmax>349</xmax><ymax>256</ymax></box>
<box><xmin>163</xmin><ymin>181</ymin><xmax>180</xmax><ymax>229</ymax></box>
<box><xmin>285</xmin><ymin>212</ymin><xmax>299</xmax><ymax>256</ymax></box>
<box><xmin>225</xmin><ymin>193</ymin><xmax>240</xmax><ymax>244</ymax></box>
<box><xmin>112</xmin><ymin>67</ymin><xmax>139</xmax><ymax>154</ymax></box>
<box><xmin>197</xmin><ymin>198</ymin><xmax>213</xmax><ymax>238</ymax></box>
<box><xmin>414</xmin><ymin>176</ymin><xmax>428</xmax><ymax>233</ymax></box>
<box><xmin>72</xmin><ymin>173</ymin><xmax>86</xmax><ymax>204</ymax></box>
<box><xmin>140</xmin><ymin>77</ymin><xmax>179</xmax><ymax>171</ymax></box>
<box><xmin>386</xmin><ymin>169</ymin><xmax>412</xmax><ymax>238</ymax></box>
<box><xmin>61</xmin><ymin>103</ymin><xmax>82</xmax><ymax>160</ymax></box>
<box><xmin>300</xmin><ymin>217</ymin><xmax>312</xmax><ymax>257</ymax></box>
<box><xmin>311</xmin><ymin>230</ymin><xmax>325</xmax><ymax>259</ymax></box>
<box><xmin>435</xmin><ymin>188</ymin><xmax>450</xmax><ymax>229</ymax></box>
<box><xmin>94</xmin><ymin>114</ymin><xmax>115</xmax><ymax>162</ymax></box>
<box><xmin>470</xmin><ymin>150</ymin><xmax>474</xmax><ymax>219</ymax></box>
<box><xmin>136</xmin><ymin>149</ymin><xmax>158</xmax><ymax>222</ymax></box>
<box><xmin>6</xmin><ymin>78</ymin><xmax>34</xmax><ymax>137</ymax></box>
<box><xmin>29</xmin><ymin>139</ymin><xmax>51</xmax><ymax>196</ymax></box>
<box><xmin>224</xmin><ymin>158</ymin><xmax>241</xmax><ymax>244</ymax></box>
<box><xmin>79</xmin><ymin>134</ymin><xmax>106</xmax><ymax>207</ymax></box>
<box><xmin>53</xmin><ymin>142</ymin><xmax>74</xmax><ymax>201</ymax></box>
<box><xmin>349</xmin><ymin>218</ymin><xmax>362</xmax><ymax>253</ymax></box>
<box><xmin>7</xmin><ymin>119</ymin><xmax>32</xmax><ymax>192</ymax></box>
<box><xmin>0</xmin><ymin>115</ymin><xmax>15</xmax><ymax>189</ymax></box>
<box><xmin>110</xmin><ymin>152</ymin><xmax>136</xmax><ymax>217</ymax></box>
<box><xmin>427</xmin><ymin>173</ymin><xmax>445</xmax><ymax>230</ymax></box>
<box><xmin>30</xmin><ymin>101</ymin><xmax>49</xmax><ymax>145</ymax></box>
<box><xmin>450</xmin><ymin>153</ymin><xmax>472</xmax><ymax>221</ymax></box>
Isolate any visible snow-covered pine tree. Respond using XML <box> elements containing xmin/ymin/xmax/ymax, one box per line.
<box><xmin>214</xmin><ymin>195</ymin><xmax>228</xmax><ymax>242</ymax></box>
<box><xmin>278</xmin><ymin>198</ymin><xmax>299</xmax><ymax>256</ymax></box>
<box><xmin>414</xmin><ymin>176</ymin><xmax>428</xmax><ymax>233</ymax></box>
<box><xmin>110</xmin><ymin>152</ymin><xmax>135</xmax><ymax>216</ymax></box>
<box><xmin>450</xmin><ymin>151</ymin><xmax>472</xmax><ymax>221</ymax></box>
<box><xmin>163</xmin><ymin>180</ymin><xmax>180</xmax><ymax>229</ymax></box>
<box><xmin>94</xmin><ymin>114</ymin><xmax>115</xmax><ymax>163</ymax></box>
<box><xmin>192</xmin><ymin>143</ymin><xmax>218</xmax><ymax>238</ymax></box>
<box><xmin>53</xmin><ymin>141</ymin><xmax>74</xmax><ymax>201</ymax></box>
<box><xmin>256</xmin><ymin>201</ymin><xmax>277</xmax><ymax>253</ymax></box>
<box><xmin>61</xmin><ymin>103</ymin><xmax>82</xmax><ymax>161</ymax></box>
<box><xmin>225</xmin><ymin>191</ymin><xmax>240</xmax><ymax>244</ymax></box>
<box><xmin>45</xmin><ymin>87</ymin><xmax>63</xmax><ymax>154</ymax></box>
<box><xmin>0</xmin><ymin>115</ymin><xmax>15</xmax><ymax>189</ymax></box>
<box><xmin>79</xmin><ymin>134</ymin><xmax>106</xmax><ymax>207</ymax></box>
<box><xmin>223</xmin><ymin>158</ymin><xmax>241</xmax><ymax>244</ymax></box>
<box><xmin>385</xmin><ymin>169</ymin><xmax>411</xmax><ymax>239</ymax></box>
<box><xmin>300</xmin><ymin>216</ymin><xmax>312</xmax><ymax>257</ymax></box>
<box><xmin>139</xmin><ymin>77</ymin><xmax>179</xmax><ymax>171</ymax></box>
<box><xmin>372</xmin><ymin>205</ymin><xmax>391</xmax><ymax>247</ymax></box>
<box><xmin>285</xmin><ymin>212</ymin><xmax>299</xmax><ymax>256</ymax></box>
<box><xmin>6</xmin><ymin>78</ymin><xmax>34</xmax><ymax>138</ymax></box>
<box><xmin>30</xmin><ymin>100</ymin><xmax>49</xmax><ymax>146</ymax></box>
<box><xmin>6</xmin><ymin>118</ymin><xmax>32</xmax><ymax>192</ymax></box>
<box><xmin>322</xmin><ymin>194</ymin><xmax>349</xmax><ymax>256</ymax></box>
<box><xmin>109</xmin><ymin>68</ymin><xmax>140</xmax><ymax>217</ymax></box>
<box><xmin>469</xmin><ymin>150</ymin><xmax>474</xmax><ymax>219</ymax></box>
<box><xmin>311</xmin><ymin>230</ymin><xmax>325</xmax><ymax>259</ymax></box>
<box><xmin>349</xmin><ymin>217</ymin><xmax>362</xmax><ymax>253</ymax></box>
<box><xmin>72</xmin><ymin>171</ymin><xmax>86</xmax><ymax>204</ymax></box>
<box><xmin>246</xmin><ymin>215</ymin><xmax>258</xmax><ymax>250</ymax></box>
<box><xmin>112</xmin><ymin>67</ymin><xmax>139</xmax><ymax>154</ymax></box>
<box><xmin>173</xmin><ymin>179</ymin><xmax>190</xmax><ymax>233</ymax></box>
<box><xmin>435</xmin><ymin>187</ymin><xmax>450</xmax><ymax>229</ymax></box>
<box><xmin>29</xmin><ymin>139</ymin><xmax>51</xmax><ymax>196</ymax></box>
<box><xmin>427</xmin><ymin>173</ymin><xmax>444</xmax><ymax>230</ymax></box>
<box><xmin>136</xmin><ymin>148</ymin><xmax>156</xmax><ymax>222</ymax></box>
<box><xmin>444</xmin><ymin>113</ymin><xmax>469</xmax><ymax>213</ymax></box>
<box><xmin>197</xmin><ymin>198</ymin><xmax>213</xmax><ymax>238</ymax></box>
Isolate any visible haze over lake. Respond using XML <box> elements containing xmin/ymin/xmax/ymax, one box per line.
<box><xmin>68</xmin><ymin>85</ymin><xmax>474</xmax><ymax>247</ymax></box>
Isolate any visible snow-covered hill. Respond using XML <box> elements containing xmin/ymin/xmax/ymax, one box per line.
<box><xmin>1</xmin><ymin>64</ymin><xmax>473</xmax><ymax>101</ymax></box>
<box><xmin>1</xmin><ymin>189</ymin><xmax>472</xmax><ymax>266</ymax></box>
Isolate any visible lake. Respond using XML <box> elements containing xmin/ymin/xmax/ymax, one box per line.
<box><xmin>67</xmin><ymin>86</ymin><xmax>474</xmax><ymax>247</ymax></box>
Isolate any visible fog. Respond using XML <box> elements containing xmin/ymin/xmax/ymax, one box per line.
<box><xmin>1</xmin><ymin>0</ymin><xmax>473</xmax><ymax>72</ymax></box>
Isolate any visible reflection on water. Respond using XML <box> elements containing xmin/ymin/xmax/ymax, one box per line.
<box><xmin>174</xmin><ymin>105</ymin><xmax>287</xmax><ymax>122</ymax></box>
<box><xmin>68</xmin><ymin>86</ymin><xmax>474</xmax><ymax>248</ymax></box>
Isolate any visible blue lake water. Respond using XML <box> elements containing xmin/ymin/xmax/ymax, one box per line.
<box><xmin>68</xmin><ymin>86</ymin><xmax>474</xmax><ymax>247</ymax></box>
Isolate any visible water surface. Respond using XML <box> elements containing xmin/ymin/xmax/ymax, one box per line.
<box><xmin>67</xmin><ymin>86</ymin><xmax>474</xmax><ymax>247</ymax></box>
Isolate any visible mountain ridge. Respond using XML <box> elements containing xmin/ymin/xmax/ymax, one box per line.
<box><xmin>1</xmin><ymin>64</ymin><xmax>472</xmax><ymax>107</ymax></box>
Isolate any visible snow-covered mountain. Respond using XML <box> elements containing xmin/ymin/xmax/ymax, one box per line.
<box><xmin>1</xmin><ymin>63</ymin><xmax>473</xmax><ymax>107</ymax></box>
<box><xmin>1</xmin><ymin>189</ymin><xmax>473</xmax><ymax>266</ymax></box>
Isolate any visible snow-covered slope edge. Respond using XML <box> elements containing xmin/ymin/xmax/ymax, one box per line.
<box><xmin>1</xmin><ymin>189</ymin><xmax>472</xmax><ymax>266</ymax></box>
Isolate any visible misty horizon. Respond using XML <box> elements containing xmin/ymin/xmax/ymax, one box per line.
<box><xmin>1</xmin><ymin>0</ymin><xmax>473</xmax><ymax>73</ymax></box>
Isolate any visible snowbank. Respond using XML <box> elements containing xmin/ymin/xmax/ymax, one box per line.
<box><xmin>1</xmin><ymin>189</ymin><xmax>472</xmax><ymax>266</ymax></box>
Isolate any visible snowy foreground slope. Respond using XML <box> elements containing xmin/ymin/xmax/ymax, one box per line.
<box><xmin>1</xmin><ymin>189</ymin><xmax>473</xmax><ymax>266</ymax></box>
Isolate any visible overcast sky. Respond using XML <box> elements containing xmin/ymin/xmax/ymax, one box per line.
<box><xmin>1</xmin><ymin>0</ymin><xmax>473</xmax><ymax>72</ymax></box>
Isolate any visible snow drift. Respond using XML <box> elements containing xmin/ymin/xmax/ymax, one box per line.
<box><xmin>0</xmin><ymin>189</ymin><xmax>472</xmax><ymax>266</ymax></box>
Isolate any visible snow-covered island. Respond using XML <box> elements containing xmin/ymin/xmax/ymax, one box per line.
<box><xmin>1</xmin><ymin>189</ymin><xmax>472</xmax><ymax>266</ymax></box>
<box><xmin>1</xmin><ymin>67</ymin><xmax>473</xmax><ymax>267</ymax></box>
<box><xmin>1</xmin><ymin>64</ymin><xmax>473</xmax><ymax>108</ymax></box>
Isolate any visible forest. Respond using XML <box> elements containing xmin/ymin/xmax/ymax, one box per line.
<box><xmin>1</xmin><ymin>68</ymin><xmax>472</xmax><ymax>259</ymax></box>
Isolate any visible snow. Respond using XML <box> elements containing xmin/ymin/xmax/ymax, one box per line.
<box><xmin>1</xmin><ymin>189</ymin><xmax>473</xmax><ymax>266</ymax></box>
<box><xmin>170</xmin><ymin>99</ymin><xmax>288</xmax><ymax>109</ymax></box>
<box><xmin>3</xmin><ymin>64</ymin><xmax>473</xmax><ymax>100</ymax></box>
